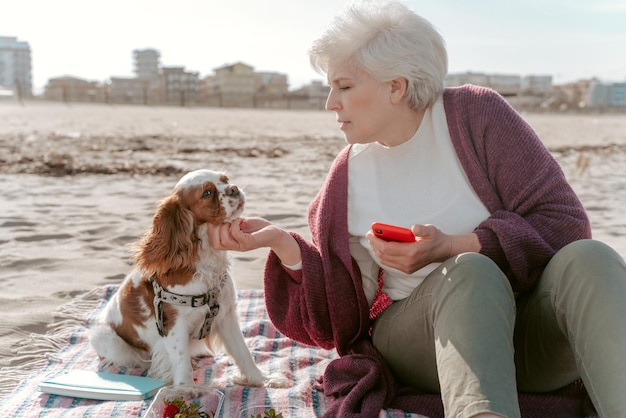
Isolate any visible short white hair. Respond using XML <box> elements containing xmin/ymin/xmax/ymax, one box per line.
<box><xmin>310</xmin><ymin>0</ymin><xmax>448</xmax><ymax>109</ymax></box>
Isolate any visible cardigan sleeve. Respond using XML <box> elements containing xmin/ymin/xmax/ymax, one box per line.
<box><xmin>263</xmin><ymin>234</ymin><xmax>336</xmax><ymax>350</ymax></box>
<box><xmin>263</xmin><ymin>146</ymin><xmax>368</xmax><ymax>351</ymax></box>
<box><xmin>445</xmin><ymin>86</ymin><xmax>591</xmax><ymax>293</ymax></box>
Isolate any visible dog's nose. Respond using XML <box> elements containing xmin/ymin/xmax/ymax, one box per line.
<box><xmin>225</xmin><ymin>185</ymin><xmax>239</xmax><ymax>196</ymax></box>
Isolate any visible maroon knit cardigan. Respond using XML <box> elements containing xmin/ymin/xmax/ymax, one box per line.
<box><xmin>263</xmin><ymin>85</ymin><xmax>596</xmax><ymax>417</ymax></box>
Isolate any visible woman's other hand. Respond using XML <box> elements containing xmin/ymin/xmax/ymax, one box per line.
<box><xmin>366</xmin><ymin>224</ymin><xmax>480</xmax><ymax>274</ymax></box>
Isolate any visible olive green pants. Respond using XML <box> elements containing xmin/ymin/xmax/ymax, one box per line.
<box><xmin>371</xmin><ymin>240</ymin><xmax>626</xmax><ymax>417</ymax></box>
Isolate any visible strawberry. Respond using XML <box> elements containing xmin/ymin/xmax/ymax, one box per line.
<box><xmin>162</xmin><ymin>403</ymin><xmax>180</xmax><ymax>418</ymax></box>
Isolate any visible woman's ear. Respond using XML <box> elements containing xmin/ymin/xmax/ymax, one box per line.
<box><xmin>133</xmin><ymin>193</ymin><xmax>197</xmax><ymax>277</ymax></box>
<box><xmin>389</xmin><ymin>77</ymin><xmax>408</xmax><ymax>104</ymax></box>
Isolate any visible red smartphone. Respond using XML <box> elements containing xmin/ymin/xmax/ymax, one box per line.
<box><xmin>371</xmin><ymin>222</ymin><xmax>415</xmax><ymax>243</ymax></box>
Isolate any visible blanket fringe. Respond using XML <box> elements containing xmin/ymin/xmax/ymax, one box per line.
<box><xmin>0</xmin><ymin>287</ymin><xmax>107</xmax><ymax>398</ymax></box>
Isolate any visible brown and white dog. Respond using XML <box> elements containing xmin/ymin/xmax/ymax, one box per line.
<box><xmin>89</xmin><ymin>169</ymin><xmax>285</xmax><ymax>387</ymax></box>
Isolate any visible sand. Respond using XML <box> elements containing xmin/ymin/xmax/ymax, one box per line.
<box><xmin>1</xmin><ymin>100</ymin><xmax>625</xmax><ymax>376</ymax></box>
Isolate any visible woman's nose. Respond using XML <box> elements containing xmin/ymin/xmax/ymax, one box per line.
<box><xmin>325</xmin><ymin>89</ymin><xmax>340</xmax><ymax>112</ymax></box>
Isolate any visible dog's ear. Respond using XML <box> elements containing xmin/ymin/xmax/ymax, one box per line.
<box><xmin>133</xmin><ymin>193</ymin><xmax>198</xmax><ymax>277</ymax></box>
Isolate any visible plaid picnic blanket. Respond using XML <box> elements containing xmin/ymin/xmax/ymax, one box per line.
<box><xmin>0</xmin><ymin>285</ymin><xmax>426</xmax><ymax>417</ymax></box>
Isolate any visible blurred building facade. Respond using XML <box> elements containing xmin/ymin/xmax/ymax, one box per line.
<box><xmin>109</xmin><ymin>77</ymin><xmax>147</xmax><ymax>104</ymax></box>
<box><xmin>445</xmin><ymin>71</ymin><xmax>626</xmax><ymax>111</ymax></box>
<box><xmin>39</xmin><ymin>54</ymin><xmax>321</xmax><ymax>109</ymax></box>
<box><xmin>539</xmin><ymin>79</ymin><xmax>626</xmax><ymax>111</ymax></box>
<box><xmin>446</xmin><ymin>71</ymin><xmax>552</xmax><ymax>97</ymax></box>
<box><xmin>290</xmin><ymin>80</ymin><xmax>330</xmax><ymax>110</ymax></box>
<box><xmin>587</xmin><ymin>80</ymin><xmax>626</xmax><ymax>109</ymax></box>
<box><xmin>134</xmin><ymin>49</ymin><xmax>160</xmax><ymax>80</ymax></box>
<box><xmin>204</xmin><ymin>62</ymin><xmax>256</xmax><ymax>107</ymax></box>
<box><xmin>0</xmin><ymin>36</ymin><xmax>33</xmax><ymax>98</ymax></box>
<box><xmin>253</xmin><ymin>71</ymin><xmax>290</xmax><ymax>108</ymax></box>
<box><xmin>43</xmin><ymin>76</ymin><xmax>104</xmax><ymax>102</ymax></box>
<box><xmin>161</xmin><ymin>66</ymin><xmax>200</xmax><ymax>106</ymax></box>
<box><xmin>131</xmin><ymin>48</ymin><xmax>161</xmax><ymax>104</ymax></box>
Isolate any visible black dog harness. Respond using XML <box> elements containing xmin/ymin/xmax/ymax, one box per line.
<box><xmin>149</xmin><ymin>274</ymin><xmax>227</xmax><ymax>340</ymax></box>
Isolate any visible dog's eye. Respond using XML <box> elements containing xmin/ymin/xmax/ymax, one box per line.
<box><xmin>202</xmin><ymin>190</ymin><xmax>212</xmax><ymax>198</ymax></box>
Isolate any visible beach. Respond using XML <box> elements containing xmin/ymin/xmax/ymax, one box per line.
<box><xmin>1</xmin><ymin>100</ymin><xmax>625</xmax><ymax>386</ymax></box>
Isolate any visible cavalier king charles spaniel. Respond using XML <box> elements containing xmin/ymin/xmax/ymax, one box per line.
<box><xmin>90</xmin><ymin>169</ymin><xmax>286</xmax><ymax>387</ymax></box>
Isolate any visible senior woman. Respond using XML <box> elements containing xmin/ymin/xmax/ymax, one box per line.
<box><xmin>208</xmin><ymin>1</ymin><xmax>626</xmax><ymax>417</ymax></box>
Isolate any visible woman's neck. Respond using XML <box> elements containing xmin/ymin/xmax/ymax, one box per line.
<box><xmin>378</xmin><ymin>107</ymin><xmax>427</xmax><ymax>147</ymax></box>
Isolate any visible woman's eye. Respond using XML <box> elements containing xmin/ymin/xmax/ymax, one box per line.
<box><xmin>202</xmin><ymin>190</ymin><xmax>212</xmax><ymax>198</ymax></box>
<box><xmin>339</xmin><ymin>86</ymin><xmax>350</xmax><ymax>91</ymax></box>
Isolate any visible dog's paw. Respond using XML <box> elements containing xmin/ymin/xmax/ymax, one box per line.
<box><xmin>233</xmin><ymin>372</ymin><xmax>288</xmax><ymax>388</ymax></box>
<box><xmin>263</xmin><ymin>373</ymin><xmax>289</xmax><ymax>388</ymax></box>
<box><xmin>233</xmin><ymin>372</ymin><xmax>263</xmax><ymax>387</ymax></box>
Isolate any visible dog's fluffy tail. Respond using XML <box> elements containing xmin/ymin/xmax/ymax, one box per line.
<box><xmin>89</xmin><ymin>325</ymin><xmax>151</xmax><ymax>369</ymax></box>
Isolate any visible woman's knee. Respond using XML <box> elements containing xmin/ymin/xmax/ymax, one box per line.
<box><xmin>541</xmin><ymin>239</ymin><xmax>626</xmax><ymax>306</ymax></box>
<box><xmin>444</xmin><ymin>253</ymin><xmax>511</xmax><ymax>288</ymax></box>
<box><xmin>438</xmin><ymin>253</ymin><xmax>515</xmax><ymax>309</ymax></box>
<box><xmin>553</xmin><ymin>239</ymin><xmax>622</xmax><ymax>267</ymax></box>
<box><xmin>547</xmin><ymin>240</ymin><xmax>626</xmax><ymax>284</ymax></box>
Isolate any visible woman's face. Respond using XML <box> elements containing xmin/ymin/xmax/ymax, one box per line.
<box><xmin>325</xmin><ymin>62</ymin><xmax>395</xmax><ymax>145</ymax></box>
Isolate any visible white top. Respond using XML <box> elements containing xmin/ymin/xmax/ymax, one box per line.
<box><xmin>347</xmin><ymin>96</ymin><xmax>490</xmax><ymax>303</ymax></box>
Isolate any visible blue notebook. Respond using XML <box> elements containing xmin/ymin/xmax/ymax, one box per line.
<box><xmin>39</xmin><ymin>370</ymin><xmax>167</xmax><ymax>401</ymax></box>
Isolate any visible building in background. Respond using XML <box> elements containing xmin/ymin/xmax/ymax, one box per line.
<box><xmin>585</xmin><ymin>81</ymin><xmax>626</xmax><ymax>109</ymax></box>
<box><xmin>0</xmin><ymin>36</ymin><xmax>33</xmax><ymax>98</ymax></box>
<box><xmin>255</xmin><ymin>71</ymin><xmax>288</xmax><ymax>94</ymax></box>
<box><xmin>109</xmin><ymin>77</ymin><xmax>149</xmax><ymax>104</ymax></box>
<box><xmin>488</xmin><ymin>74</ymin><xmax>522</xmax><ymax>96</ymax></box>
<box><xmin>515</xmin><ymin>75</ymin><xmax>553</xmax><ymax>109</ymax></box>
<box><xmin>43</xmin><ymin>76</ymin><xmax>105</xmax><ymax>102</ymax></box>
<box><xmin>202</xmin><ymin>62</ymin><xmax>297</xmax><ymax>108</ymax></box>
<box><xmin>132</xmin><ymin>48</ymin><xmax>161</xmax><ymax>104</ymax></box>
<box><xmin>253</xmin><ymin>71</ymin><xmax>289</xmax><ymax>108</ymax></box>
<box><xmin>290</xmin><ymin>80</ymin><xmax>330</xmax><ymax>110</ymax></box>
<box><xmin>446</xmin><ymin>71</ymin><xmax>524</xmax><ymax>96</ymax></box>
<box><xmin>206</xmin><ymin>62</ymin><xmax>256</xmax><ymax>107</ymax></box>
<box><xmin>609</xmin><ymin>83</ymin><xmax>626</xmax><ymax>107</ymax></box>
<box><xmin>521</xmin><ymin>75</ymin><xmax>553</xmax><ymax>95</ymax></box>
<box><xmin>133</xmin><ymin>48</ymin><xmax>160</xmax><ymax>80</ymax></box>
<box><xmin>446</xmin><ymin>71</ymin><xmax>555</xmax><ymax>110</ymax></box>
<box><xmin>107</xmin><ymin>49</ymin><xmax>164</xmax><ymax>105</ymax></box>
<box><xmin>160</xmin><ymin>66</ymin><xmax>200</xmax><ymax>106</ymax></box>
<box><xmin>545</xmin><ymin>79</ymin><xmax>595</xmax><ymax>111</ymax></box>
<box><xmin>445</xmin><ymin>72</ymin><xmax>490</xmax><ymax>89</ymax></box>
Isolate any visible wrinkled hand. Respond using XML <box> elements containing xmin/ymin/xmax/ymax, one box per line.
<box><xmin>207</xmin><ymin>217</ymin><xmax>302</xmax><ymax>266</ymax></box>
<box><xmin>207</xmin><ymin>217</ymin><xmax>276</xmax><ymax>252</ymax></box>
<box><xmin>366</xmin><ymin>224</ymin><xmax>453</xmax><ymax>274</ymax></box>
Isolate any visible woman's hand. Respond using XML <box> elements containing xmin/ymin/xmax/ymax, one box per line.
<box><xmin>207</xmin><ymin>217</ymin><xmax>302</xmax><ymax>266</ymax></box>
<box><xmin>207</xmin><ymin>217</ymin><xmax>273</xmax><ymax>251</ymax></box>
<box><xmin>366</xmin><ymin>224</ymin><xmax>480</xmax><ymax>274</ymax></box>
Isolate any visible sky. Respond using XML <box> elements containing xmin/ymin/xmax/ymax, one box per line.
<box><xmin>4</xmin><ymin>0</ymin><xmax>626</xmax><ymax>94</ymax></box>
